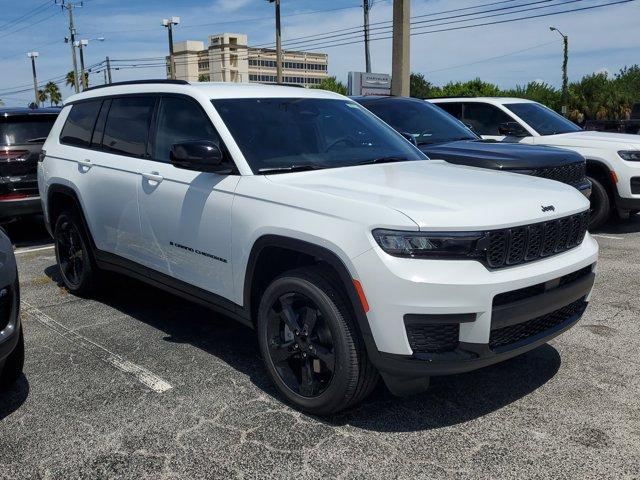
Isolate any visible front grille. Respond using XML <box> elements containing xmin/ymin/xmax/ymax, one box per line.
<box><xmin>531</xmin><ymin>162</ymin><xmax>587</xmax><ymax>186</ymax></box>
<box><xmin>486</xmin><ymin>211</ymin><xmax>589</xmax><ymax>269</ymax></box>
<box><xmin>489</xmin><ymin>298</ymin><xmax>586</xmax><ymax>349</ymax></box>
<box><xmin>406</xmin><ymin>324</ymin><xmax>459</xmax><ymax>354</ymax></box>
<box><xmin>493</xmin><ymin>264</ymin><xmax>593</xmax><ymax>307</ymax></box>
<box><xmin>0</xmin><ymin>285</ymin><xmax>13</xmax><ymax>331</ymax></box>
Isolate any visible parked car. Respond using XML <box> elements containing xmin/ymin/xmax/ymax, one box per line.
<box><xmin>0</xmin><ymin>107</ymin><xmax>60</xmax><ymax>223</ymax></box>
<box><xmin>39</xmin><ymin>80</ymin><xmax>598</xmax><ymax>414</ymax></box>
<box><xmin>431</xmin><ymin>97</ymin><xmax>640</xmax><ymax>229</ymax></box>
<box><xmin>0</xmin><ymin>228</ymin><xmax>23</xmax><ymax>390</ymax></box>
<box><xmin>354</xmin><ymin>96</ymin><xmax>591</xmax><ymax>198</ymax></box>
<box><xmin>584</xmin><ymin>102</ymin><xmax>640</xmax><ymax>135</ymax></box>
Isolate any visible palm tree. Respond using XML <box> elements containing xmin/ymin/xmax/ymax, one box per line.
<box><xmin>66</xmin><ymin>70</ymin><xmax>89</xmax><ymax>91</ymax></box>
<box><xmin>44</xmin><ymin>82</ymin><xmax>62</xmax><ymax>106</ymax></box>
<box><xmin>37</xmin><ymin>89</ymin><xmax>48</xmax><ymax>106</ymax></box>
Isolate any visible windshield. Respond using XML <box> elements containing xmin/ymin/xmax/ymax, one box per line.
<box><xmin>504</xmin><ymin>103</ymin><xmax>581</xmax><ymax>135</ymax></box>
<box><xmin>212</xmin><ymin>98</ymin><xmax>426</xmax><ymax>173</ymax></box>
<box><xmin>363</xmin><ymin>99</ymin><xmax>478</xmax><ymax>145</ymax></box>
<box><xmin>0</xmin><ymin>116</ymin><xmax>56</xmax><ymax>145</ymax></box>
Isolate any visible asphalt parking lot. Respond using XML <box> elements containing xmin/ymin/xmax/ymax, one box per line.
<box><xmin>1</xmin><ymin>216</ymin><xmax>639</xmax><ymax>479</ymax></box>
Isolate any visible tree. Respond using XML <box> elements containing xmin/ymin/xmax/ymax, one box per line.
<box><xmin>410</xmin><ymin>73</ymin><xmax>433</xmax><ymax>98</ymax></box>
<box><xmin>311</xmin><ymin>76</ymin><xmax>348</xmax><ymax>95</ymax></box>
<box><xmin>198</xmin><ymin>74</ymin><xmax>210</xmax><ymax>82</ymax></box>
<box><xmin>65</xmin><ymin>70</ymin><xmax>89</xmax><ymax>90</ymax></box>
<box><xmin>37</xmin><ymin>89</ymin><xmax>48</xmax><ymax>105</ymax></box>
<box><xmin>45</xmin><ymin>82</ymin><xmax>62</xmax><ymax>106</ymax></box>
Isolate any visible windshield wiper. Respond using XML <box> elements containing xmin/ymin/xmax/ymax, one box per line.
<box><xmin>356</xmin><ymin>155</ymin><xmax>408</xmax><ymax>166</ymax></box>
<box><xmin>258</xmin><ymin>164</ymin><xmax>325</xmax><ymax>174</ymax></box>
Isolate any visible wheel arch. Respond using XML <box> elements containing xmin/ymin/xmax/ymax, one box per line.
<box><xmin>46</xmin><ymin>184</ymin><xmax>97</xmax><ymax>250</ymax></box>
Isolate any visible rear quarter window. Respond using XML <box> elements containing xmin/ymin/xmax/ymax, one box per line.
<box><xmin>60</xmin><ymin>101</ymin><xmax>102</xmax><ymax>147</ymax></box>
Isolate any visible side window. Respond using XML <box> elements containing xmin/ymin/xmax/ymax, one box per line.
<box><xmin>59</xmin><ymin>101</ymin><xmax>102</xmax><ymax>147</ymax></box>
<box><xmin>102</xmin><ymin>96</ymin><xmax>155</xmax><ymax>158</ymax></box>
<box><xmin>91</xmin><ymin>99</ymin><xmax>110</xmax><ymax>148</ymax></box>
<box><xmin>436</xmin><ymin>102</ymin><xmax>462</xmax><ymax>119</ymax></box>
<box><xmin>153</xmin><ymin>96</ymin><xmax>222</xmax><ymax>163</ymax></box>
<box><xmin>462</xmin><ymin>102</ymin><xmax>513</xmax><ymax>136</ymax></box>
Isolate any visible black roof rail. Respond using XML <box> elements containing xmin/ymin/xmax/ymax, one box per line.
<box><xmin>84</xmin><ymin>79</ymin><xmax>189</xmax><ymax>92</ymax></box>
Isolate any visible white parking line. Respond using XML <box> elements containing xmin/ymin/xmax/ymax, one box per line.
<box><xmin>23</xmin><ymin>301</ymin><xmax>173</xmax><ymax>393</ymax></box>
<box><xmin>591</xmin><ymin>234</ymin><xmax>624</xmax><ymax>240</ymax></box>
<box><xmin>14</xmin><ymin>245</ymin><xmax>55</xmax><ymax>254</ymax></box>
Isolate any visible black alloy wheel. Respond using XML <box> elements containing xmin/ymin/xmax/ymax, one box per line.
<box><xmin>265</xmin><ymin>292</ymin><xmax>335</xmax><ymax>397</ymax></box>
<box><xmin>54</xmin><ymin>211</ymin><xmax>97</xmax><ymax>295</ymax></box>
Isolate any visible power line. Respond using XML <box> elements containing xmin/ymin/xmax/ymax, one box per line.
<box><xmin>0</xmin><ymin>0</ymin><xmax>53</xmax><ymax>30</ymax></box>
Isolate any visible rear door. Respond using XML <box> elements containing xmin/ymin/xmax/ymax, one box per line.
<box><xmin>67</xmin><ymin>96</ymin><xmax>154</xmax><ymax>261</ymax></box>
<box><xmin>136</xmin><ymin>94</ymin><xmax>239</xmax><ymax>300</ymax></box>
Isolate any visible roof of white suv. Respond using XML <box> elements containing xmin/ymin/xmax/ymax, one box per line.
<box><xmin>430</xmin><ymin>97</ymin><xmax>536</xmax><ymax>105</ymax></box>
<box><xmin>65</xmin><ymin>81</ymin><xmax>344</xmax><ymax>105</ymax></box>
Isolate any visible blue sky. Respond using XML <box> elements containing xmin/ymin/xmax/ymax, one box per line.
<box><xmin>0</xmin><ymin>0</ymin><xmax>638</xmax><ymax>106</ymax></box>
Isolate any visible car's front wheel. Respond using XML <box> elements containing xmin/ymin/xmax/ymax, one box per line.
<box><xmin>588</xmin><ymin>176</ymin><xmax>611</xmax><ymax>230</ymax></box>
<box><xmin>257</xmin><ymin>266</ymin><xmax>378</xmax><ymax>415</ymax></box>
<box><xmin>54</xmin><ymin>211</ymin><xmax>97</xmax><ymax>296</ymax></box>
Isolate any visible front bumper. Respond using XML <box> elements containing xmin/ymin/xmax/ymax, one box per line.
<box><xmin>351</xmin><ymin>233</ymin><xmax>598</xmax><ymax>377</ymax></box>
<box><xmin>0</xmin><ymin>195</ymin><xmax>42</xmax><ymax>220</ymax></box>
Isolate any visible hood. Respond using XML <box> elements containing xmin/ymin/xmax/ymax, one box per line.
<box><xmin>419</xmin><ymin>139</ymin><xmax>584</xmax><ymax>170</ymax></box>
<box><xmin>543</xmin><ymin>130</ymin><xmax>640</xmax><ymax>148</ymax></box>
<box><xmin>266</xmin><ymin>160</ymin><xmax>589</xmax><ymax>231</ymax></box>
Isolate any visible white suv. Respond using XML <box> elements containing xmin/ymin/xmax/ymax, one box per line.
<box><xmin>39</xmin><ymin>81</ymin><xmax>598</xmax><ymax>414</ymax></box>
<box><xmin>430</xmin><ymin>97</ymin><xmax>640</xmax><ymax>229</ymax></box>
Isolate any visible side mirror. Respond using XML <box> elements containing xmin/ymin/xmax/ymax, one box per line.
<box><xmin>399</xmin><ymin>131</ymin><xmax>418</xmax><ymax>146</ymax></box>
<box><xmin>170</xmin><ymin>140</ymin><xmax>227</xmax><ymax>173</ymax></box>
<box><xmin>498</xmin><ymin>121</ymin><xmax>528</xmax><ymax>137</ymax></box>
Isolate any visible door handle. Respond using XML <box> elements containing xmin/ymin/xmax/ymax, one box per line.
<box><xmin>142</xmin><ymin>172</ymin><xmax>164</xmax><ymax>183</ymax></box>
<box><xmin>77</xmin><ymin>159</ymin><xmax>92</xmax><ymax>169</ymax></box>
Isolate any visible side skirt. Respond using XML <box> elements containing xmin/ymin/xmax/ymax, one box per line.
<box><xmin>93</xmin><ymin>250</ymin><xmax>253</xmax><ymax>328</ymax></box>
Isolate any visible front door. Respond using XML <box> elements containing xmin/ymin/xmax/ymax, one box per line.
<box><xmin>136</xmin><ymin>95</ymin><xmax>239</xmax><ymax>300</ymax></box>
<box><xmin>462</xmin><ymin>102</ymin><xmax>533</xmax><ymax>144</ymax></box>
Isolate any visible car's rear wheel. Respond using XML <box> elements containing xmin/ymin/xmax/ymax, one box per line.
<box><xmin>257</xmin><ymin>266</ymin><xmax>378</xmax><ymax>415</ymax></box>
<box><xmin>54</xmin><ymin>211</ymin><xmax>97</xmax><ymax>296</ymax></box>
<box><xmin>587</xmin><ymin>176</ymin><xmax>611</xmax><ymax>230</ymax></box>
<box><xmin>0</xmin><ymin>327</ymin><xmax>24</xmax><ymax>390</ymax></box>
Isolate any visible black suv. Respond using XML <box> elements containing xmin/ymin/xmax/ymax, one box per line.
<box><xmin>0</xmin><ymin>107</ymin><xmax>60</xmax><ymax>222</ymax></box>
<box><xmin>355</xmin><ymin>96</ymin><xmax>591</xmax><ymax>197</ymax></box>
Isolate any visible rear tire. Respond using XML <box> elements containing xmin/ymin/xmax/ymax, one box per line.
<box><xmin>54</xmin><ymin>210</ymin><xmax>98</xmax><ymax>296</ymax></box>
<box><xmin>257</xmin><ymin>266</ymin><xmax>378</xmax><ymax>415</ymax></box>
<box><xmin>587</xmin><ymin>176</ymin><xmax>611</xmax><ymax>230</ymax></box>
<box><xmin>0</xmin><ymin>328</ymin><xmax>24</xmax><ymax>390</ymax></box>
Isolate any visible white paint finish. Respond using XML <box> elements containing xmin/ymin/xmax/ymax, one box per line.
<box><xmin>23</xmin><ymin>302</ymin><xmax>173</xmax><ymax>393</ymax></box>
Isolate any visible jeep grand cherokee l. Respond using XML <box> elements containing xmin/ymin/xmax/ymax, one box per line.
<box><xmin>38</xmin><ymin>80</ymin><xmax>598</xmax><ymax>414</ymax></box>
<box><xmin>0</xmin><ymin>107</ymin><xmax>59</xmax><ymax>222</ymax></box>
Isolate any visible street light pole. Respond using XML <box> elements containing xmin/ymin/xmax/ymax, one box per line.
<box><xmin>162</xmin><ymin>17</ymin><xmax>180</xmax><ymax>80</ymax></box>
<box><xmin>27</xmin><ymin>52</ymin><xmax>40</xmax><ymax>107</ymax></box>
<box><xmin>268</xmin><ymin>0</ymin><xmax>283</xmax><ymax>84</ymax></box>
<box><xmin>62</xmin><ymin>1</ymin><xmax>81</xmax><ymax>94</ymax></box>
<box><xmin>550</xmin><ymin>26</ymin><xmax>569</xmax><ymax>116</ymax></box>
<box><xmin>363</xmin><ymin>0</ymin><xmax>372</xmax><ymax>73</ymax></box>
<box><xmin>75</xmin><ymin>40</ymin><xmax>88</xmax><ymax>90</ymax></box>
<box><xmin>391</xmin><ymin>0</ymin><xmax>410</xmax><ymax>97</ymax></box>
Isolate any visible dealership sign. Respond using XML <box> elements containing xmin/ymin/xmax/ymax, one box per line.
<box><xmin>348</xmin><ymin>72</ymin><xmax>391</xmax><ymax>96</ymax></box>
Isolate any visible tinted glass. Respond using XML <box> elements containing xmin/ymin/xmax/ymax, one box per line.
<box><xmin>462</xmin><ymin>102</ymin><xmax>514</xmax><ymax>136</ymax></box>
<box><xmin>102</xmin><ymin>97</ymin><xmax>155</xmax><ymax>157</ymax></box>
<box><xmin>436</xmin><ymin>102</ymin><xmax>462</xmax><ymax>119</ymax></box>
<box><xmin>60</xmin><ymin>101</ymin><xmax>101</xmax><ymax>147</ymax></box>
<box><xmin>91</xmin><ymin>99</ymin><xmax>110</xmax><ymax>148</ymax></box>
<box><xmin>363</xmin><ymin>99</ymin><xmax>477</xmax><ymax>145</ymax></box>
<box><xmin>212</xmin><ymin>98</ymin><xmax>425</xmax><ymax>173</ymax></box>
<box><xmin>505</xmin><ymin>102</ymin><xmax>581</xmax><ymax>135</ymax></box>
<box><xmin>0</xmin><ymin>116</ymin><xmax>56</xmax><ymax>145</ymax></box>
<box><xmin>154</xmin><ymin>97</ymin><xmax>221</xmax><ymax>163</ymax></box>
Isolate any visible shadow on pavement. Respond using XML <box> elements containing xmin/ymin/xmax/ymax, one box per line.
<box><xmin>44</xmin><ymin>265</ymin><xmax>561</xmax><ymax>432</ymax></box>
<box><xmin>592</xmin><ymin>212</ymin><xmax>640</xmax><ymax>235</ymax></box>
<box><xmin>2</xmin><ymin>215</ymin><xmax>52</xmax><ymax>249</ymax></box>
<box><xmin>0</xmin><ymin>375</ymin><xmax>30</xmax><ymax>421</ymax></box>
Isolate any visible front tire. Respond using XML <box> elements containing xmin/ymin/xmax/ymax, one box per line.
<box><xmin>54</xmin><ymin>211</ymin><xmax>97</xmax><ymax>296</ymax></box>
<box><xmin>588</xmin><ymin>176</ymin><xmax>611</xmax><ymax>230</ymax></box>
<box><xmin>0</xmin><ymin>328</ymin><xmax>24</xmax><ymax>390</ymax></box>
<box><xmin>257</xmin><ymin>266</ymin><xmax>378</xmax><ymax>415</ymax></box>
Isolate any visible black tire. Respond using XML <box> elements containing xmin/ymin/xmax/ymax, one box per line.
<box><xmin>0</xmin><ymin>328</ymin><xmax>24</xmax><ymax>390</ymax></box>
<box><xmin>588</xmin><ymin>176</ymin><xmax>611</xmax><ymax>230</ymax></box>
<box><xmin>257</xmin><ymin>266</ymin><xmax>378</xmax><ymax>415</ymax></box>
<box><xmin>54</xmin><ymin>210</ymin><xmax>97</xmax><ymax>296</ymax></box>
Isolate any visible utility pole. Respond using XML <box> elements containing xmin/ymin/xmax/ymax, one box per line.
<box><xmin>269</xmin><ymin>0</ymin><xmax>283</xmax><ymax>84</ymax></box>
<box><xmin>106</xmin><ymin>56</ymin><xmax>112</xmax><ymax>84</ymax></box>
<box><xmin>391</xmin><ymin>0</ymin><xmax>410</xmax><ymax>97</ymax></box>
<box><xmin>27</xmin><ymin>52</ymin><xmax>40</xmax><ymax>107</ymax></box>
<box><xmin>363</xmin><ymin>0</ymin><xmax>372</xmax><ymax>73</ymax></box>
<box><xmin>550</xmin><ymin>26</ymin><xmax>569</xmax><ymax>116</ymax></box>
<box><xmin>61</xmin><ymin>1</ymin><xmax>81</xmax><ymax>94</ymax></box>
<box><xmin>75</xmin><ymin>39</ymin><xmax>88</xmax><ymax>90</ymax></box>
<box><xmin>162</xmin><ymin>17</ymin><xmax>180</xmax><ymax>80</ymax></box>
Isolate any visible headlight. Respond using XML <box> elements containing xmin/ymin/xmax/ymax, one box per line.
<box><xmin>618</xmin><ymin>150</ymin><xmax>640</xmax><ymax>161</ymax></box>
<box><xmin>372</xmin><ymin>229</ymin><xmax>487</xmax><ymax>259</ymax></box>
